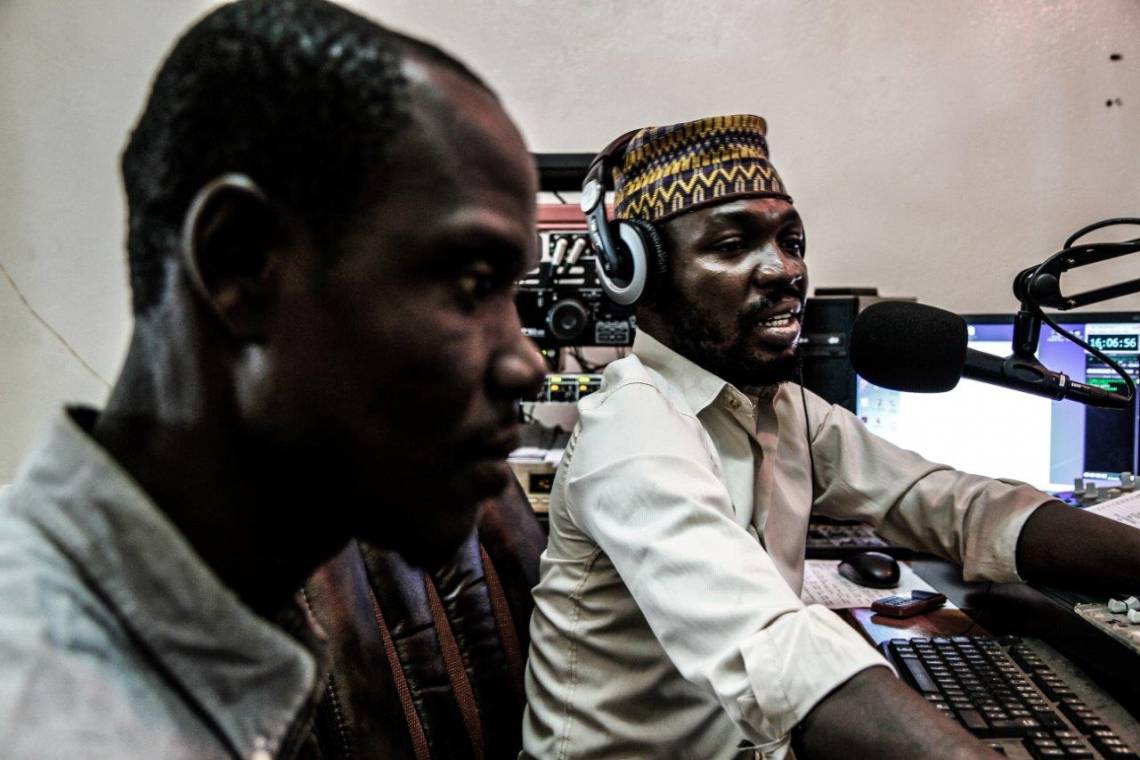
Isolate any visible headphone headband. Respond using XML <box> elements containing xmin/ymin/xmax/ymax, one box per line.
<box><xmin>581</xmin><ymin>128</ymin><xmax>639</xmax><ymax>279</ymax></box>
<box><xmin>580</xmin><ymin>127</ymin><xmax>668</xmax><ymax>307</ymax></box>
<box><xmin>582</xmin><ymin>129</ymin><xmax>639</xmax><ymax>194</ymax></box>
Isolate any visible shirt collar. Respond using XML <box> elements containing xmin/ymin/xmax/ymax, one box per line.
<box><xmin>8</xmin><ymin>408</ymin><xmax>323</xmax><ymax>758</ymax></box>
<box><xmin>633</xmin><ymin>329</ymin><xmax>758</xmax><ymax>421</ymax></box>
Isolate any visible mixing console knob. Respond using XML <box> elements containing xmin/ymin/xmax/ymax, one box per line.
<box><xmin>547</xmin><ymin>299</ymin><xmax>589</xmax><ymax>343</ymax></box>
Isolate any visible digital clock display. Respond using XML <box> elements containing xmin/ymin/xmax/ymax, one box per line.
<box><xmin>1088</xmin><ymin>333</ymin><xmax>1140</xmax><ymax>352</ymax></box>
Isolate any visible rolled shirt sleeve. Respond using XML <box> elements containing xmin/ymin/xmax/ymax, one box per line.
<box><xmin>564</xmin><ymin>383</ymin><xmax>889</xmax><ymax>752</ymax></box>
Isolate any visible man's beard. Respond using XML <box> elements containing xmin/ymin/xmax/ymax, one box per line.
<box><xmin>654</xmin><ymin>283</ymin><xmax>802</xmax><ymax>390</ymax></box>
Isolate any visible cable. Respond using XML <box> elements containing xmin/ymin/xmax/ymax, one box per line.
<box><xmin>516</xmin><ymin>400</ymin><xmax>537</xmax><ymax>425</ymax></box>
<box><xmin>1062</xmin><ymin>217</ymin><xmax>1140</xmax><ymax>250</ymax></box>
<box><xmin>1022</xmin><ymin>218</ymin><xmax>1140</xmax><ymax>407</ymax></box>
<box><xmin>570</xmin><ymin>346</ymin><xmax>609</xmax><ymax>373</ymax></box>
<box><xmin>944</xmin><ymin>219</ymin><xmax>1140</xmax><ymax>636</ymax></box>
<box><xmin>568</xmin><ymin>345</ymin><xmax>630</xmax><ymax>374</ymax></box>
<box><xmin>796</xmin><ymin>355</ymin><xmax>816</xmax><ymax>501</ymax></box>
<box><xmin>544</xmin><ymin>423</ymin><xmax>566</xmax><ymax>450</ymax></box>
<box><xmin>552</xmin><ymin>190</ymin><xmax>568</xmax><ymax>205</ymax></box>
<box><xmin>957</xmin><ymin>221</ymin><xmax>1140</xmax><ymax>635</ymax></box>
<box><xmin>961</xmin><ymin>218</ymin><xmax>1140</xmax><ymax>639</ymax></box>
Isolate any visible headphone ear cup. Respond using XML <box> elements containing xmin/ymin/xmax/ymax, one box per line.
<box><xmin>622</xmin><ymin>218</ymin><xmax>669</xmax><ymax>305</ymax></box>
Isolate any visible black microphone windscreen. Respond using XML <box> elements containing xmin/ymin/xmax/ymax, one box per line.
<box><xmin>849</xmin><ymin>302</ymin><xmax>969</xmax><ymax>392</ymax></box>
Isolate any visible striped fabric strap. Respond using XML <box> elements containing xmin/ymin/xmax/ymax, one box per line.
<box><xmin>365</xmin><ymin>583</ymin><xmax>432</xmax><ymax>760</ymax></box>
<box><xmin>424</xmin><ymin>576</ymin><xmax>485</xmax><ymax>759</ymax></box>
<box><xmin>479</xmin><ymin>546</ymin><xmax>526</xmax><ymax>701</ymax></box>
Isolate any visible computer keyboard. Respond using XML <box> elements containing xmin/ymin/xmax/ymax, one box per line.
<box><xmin>881</xmin><ymin>635</ymin><xmax>1139</xmax><ymax>758</ymax></box>
<box><xmin>805</xmin><ymin>518</ymin><xmax>911</xmax><ymax>559</ymax></box>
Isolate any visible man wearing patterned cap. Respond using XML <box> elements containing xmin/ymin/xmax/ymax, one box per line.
<box><xmin>523</xmin><ymin>115</ymin><xmax>1140</xmax><ymax>758</ymax></box>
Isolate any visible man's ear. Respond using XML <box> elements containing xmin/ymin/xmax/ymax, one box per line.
<box><xmin>180</xmin><ymin>174</ymin><xmax>282</xmax><ymax>341</ymax></box>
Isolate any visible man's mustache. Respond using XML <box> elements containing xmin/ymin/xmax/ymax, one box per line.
<box><xmin>738</xmin><ymin>291</ymin><xmax>805</xmax><ymax>329</ymax></box>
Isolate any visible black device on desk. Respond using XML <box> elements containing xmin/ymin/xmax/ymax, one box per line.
<box><xmin>877</xmin><ymin>554</ymin><xmax>1140</xmax><ymax>758</ymax></box>
<box><xmin>839</xmin><ymin>550</ymin><xmax>901</xmax><ymax>588</ymax></box>
<box><xmin>881</xmin><ymin>635</ymin><xmax>1139</xmax><ymax>757</ymax></box>
<box><xmin>805</xmin><ymin>516</ymin><xmax>912</xmax><ymax>559</ymax></box>
<box><xmin>871</xmin><ymin>590</ymin><xmax>947</xmax><ymax>617</ymax></box>
<box><xmin>529</xmin><ymin>373</ymin><xmax>604</xmax><ymax>403</ymax></box>
<box><xmin>516</xmin><ymin>231</ymin><xmax>636</xmax><ymax>349</ymax></box>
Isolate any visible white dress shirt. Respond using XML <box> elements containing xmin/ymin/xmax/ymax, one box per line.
<box><xmin>522</xmin><ymin>330</ymin><xmax>1051</xmax><ymax>759</ymax></box>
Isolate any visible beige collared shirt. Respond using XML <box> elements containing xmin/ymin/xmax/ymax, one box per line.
<box><xmin>522</xmin><ymin>331</ymin><xmax>1050</xmax><ymax>759</ymax></box>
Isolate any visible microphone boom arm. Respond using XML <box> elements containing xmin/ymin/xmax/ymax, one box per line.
<box><xmin>1013</xmin><ymin>240</ymin><xmax>1140</xmax><ymax>311</ymax></box>
<box><xmin>1057</xmin><ymin>276</ymin><xmax>1140</xmax><ymax>310</ymax></box>
<box><xmin>1010</xmin><ymin>237</ymin><xmax>1140</xmax><ymax>360</ymax></box>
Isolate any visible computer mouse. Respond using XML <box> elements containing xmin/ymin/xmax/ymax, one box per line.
<box><xmin>837</xmin><ymin>551</ymin><xmax>900</xmax><ymax>589</ymax></box>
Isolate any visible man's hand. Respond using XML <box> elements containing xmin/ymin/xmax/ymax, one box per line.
<box><xmin>793</xmin><ymin>667</ymin><xmax>1000</xmax><ymax>759</ymax></box>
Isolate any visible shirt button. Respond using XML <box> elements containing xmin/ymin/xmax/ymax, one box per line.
<box><xmin>728</xmin><ymin>397</ymin><xmax>741</xmax><ymax>409</ymax></box>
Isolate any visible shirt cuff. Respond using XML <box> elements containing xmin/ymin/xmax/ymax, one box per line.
<box><xmin>733</xmin><ymin>605</ymin><xmax>890</xmax><ymax>749</ymax></box>
<box><xmin>963</xmin><ymin>487</ymin><xmax>1052</xmax><ymax>583</ymax></box>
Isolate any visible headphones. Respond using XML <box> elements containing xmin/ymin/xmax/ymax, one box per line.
<box><xmin>580</xmin><ymin>130</ymin><xmax>671</xmax><ymax>306</ymax></box>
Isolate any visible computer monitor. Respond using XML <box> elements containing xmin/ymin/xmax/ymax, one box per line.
<box><xmin>855</xmin><ymin>312</ymin><xmax>1140</xmax><ymax>492</ymax></box>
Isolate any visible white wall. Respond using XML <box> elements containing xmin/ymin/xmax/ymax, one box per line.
<box><xmin>1</xmin><ymin>0</ymin><xmax>1138</xmax><ymax>479</ymax></box>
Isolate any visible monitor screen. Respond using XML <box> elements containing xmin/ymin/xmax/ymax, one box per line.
<box><xmin>855</xmin><ymin>313</ymin><xmax>1140</xmax><ymax>492</ymax></box>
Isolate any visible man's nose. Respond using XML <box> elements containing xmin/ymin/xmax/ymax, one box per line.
<box><xmin>491</xmin><ymin>331</ymin><xmax>546</xmax><ymax>401</ymax></box>
<box><xmin>752</xmin><ymin>246</ymin><xmax>805</xmax><ymax>291</ymax></box>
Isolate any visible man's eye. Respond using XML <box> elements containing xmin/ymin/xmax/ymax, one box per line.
<box><xmin>711</xmin><ymin>237</ymin><xmax>745</xmax><ymax>253</ymax></box>
<box><xmin>456</xmin><ymin>262</ymin><xmax>504</xmax><ymax>301</ymax></box>
<box><xmin>458</xmin><ymin>273</ymin><xmax>492</xmax><ymax>298</ymax></box>
<box><xmin>782</xmin><ymin>236</ymin><xmax>806</xmax><ymax>258</ymax></box>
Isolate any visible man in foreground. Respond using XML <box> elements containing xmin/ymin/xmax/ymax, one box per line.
<box><xmin>0</xmin><ymin>1</ymin><xmax>543</xmax><ymax>756</ymax></box>
<box><xmin>523</xmin><ymin>114</ymin><xmax>1140</xmax><ymax>758</ymax></box>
